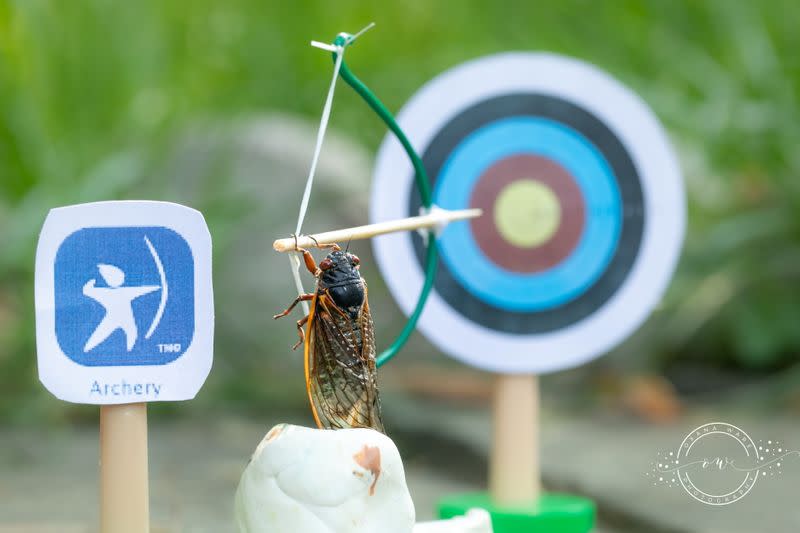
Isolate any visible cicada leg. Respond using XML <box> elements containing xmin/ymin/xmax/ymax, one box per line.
<box><xmin>273</xmin><ymin>293</ymin><xmax>314</xmax><ymax>319</ymax></box>
<box><xmin>308</xmin><ymin>235</ymin><xmax>341</xmax><ymax>252</ymax></box>
<box><xmin>295</xmin><ymin>247</ymin><xmax>318</xmax><ymax>275</ymax></box>
<box><xmin>289</xmin><ymin>234</ymin><xmax>320</xmax><ymax>275</ymax></box>
<box><xmin>293</xmin><ymin>315</ymin><xmax>309</xmax><ymax>350</ymax></box>
<box><xmin>274</xmin><ymin>294</ymin><xmax>314</xmax><ymax>350</ymax></box>
<box><xmin>291</xmin><ymin>235</ymin><xmax>341</xmax><ymax>275</ymax></box>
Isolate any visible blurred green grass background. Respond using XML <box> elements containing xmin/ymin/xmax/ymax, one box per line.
<box><xmin>1</xmin><ymin>0</ymin><xmax>799</xmax><ymax>423</ymax></box>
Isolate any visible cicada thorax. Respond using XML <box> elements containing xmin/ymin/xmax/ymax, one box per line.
<box><xmin>304</xmin><ymin>250</ymin><xmax>384</xmax><ymax>433</ymax></box>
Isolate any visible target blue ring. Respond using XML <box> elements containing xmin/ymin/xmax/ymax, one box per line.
<box><xmin>434</xmin><ymin>117</ymin><xmax>622</xmax><ymax>311</ymax></box>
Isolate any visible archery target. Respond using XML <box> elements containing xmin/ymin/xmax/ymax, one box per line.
<box><xmin>371</xmin><ymin>53</ymin><xmax>685</xmax><ymax>374</ymax></box>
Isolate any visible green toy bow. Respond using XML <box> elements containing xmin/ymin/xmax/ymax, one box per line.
<box><xmin>331</xmin><ymin>31</ymin><xmax>437</xmax><ymax>368</ymax></box>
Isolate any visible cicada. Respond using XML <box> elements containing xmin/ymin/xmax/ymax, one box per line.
<box><xmin>274</xmin><ymin>243</ymin><xmax>384</xmax><ymax>433</ymax></box>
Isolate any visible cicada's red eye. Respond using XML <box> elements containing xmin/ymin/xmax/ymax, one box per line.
<box><xmin>351</xmin><ymin>255</ymin><xmax>360</xmax><ymax>266</ymax></box>
<box><xmin>320</xmin><ymin>258</ymin><xmax>334</xmax><ymax>271</ymax></box>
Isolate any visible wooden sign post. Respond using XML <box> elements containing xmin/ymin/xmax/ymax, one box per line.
<box><xmin>35</xmin><ymin>201</ymin><xmax>214</xmax><ymax>532</ymax></box>
<box><xmin>100</xmin><ymin>403</ymin><xmax>150</xmax><ymax>532</ymax></box>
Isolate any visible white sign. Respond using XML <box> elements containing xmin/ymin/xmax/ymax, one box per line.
<box><xmin>35</xmin><ymin>201</ymin><xmax>214</xmax><ymax>404</ymax></box>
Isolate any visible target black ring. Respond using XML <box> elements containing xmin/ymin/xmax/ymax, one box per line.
<box><xmin>408</xmin><ymin>93</ymin><xmax>645</xmax><ymax>334</ymax></box>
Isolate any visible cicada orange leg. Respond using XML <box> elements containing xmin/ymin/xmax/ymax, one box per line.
<box><xmin>274</xmin><ymin>293</ymin><xmax>314</xmax><ymax>350</ymax></box>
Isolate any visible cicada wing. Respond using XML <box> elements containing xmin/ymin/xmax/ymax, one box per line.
<box><xmin>306</xmin><ymin>309</ymin><xmax>353</xmax><ymax>430</ymax></box>
<box><xmin>304</xmin><ymin>292</ymin><xmax>325</xmax><ymax>429</ymax></box>
<box><xmin>358</xmin><ymin>289</ymin><xmax>385</xmax><ymax>432</ymax></box>
<box><xmin>305</xmin><ymin>293</ymin><xmax>384</xmax><ymax>432</ymax></box>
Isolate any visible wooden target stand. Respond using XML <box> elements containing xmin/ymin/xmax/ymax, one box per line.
<box><xmin>439</xmin><ymin>374</ymin><xmax>595</xmax><ymax>533</ymax></box>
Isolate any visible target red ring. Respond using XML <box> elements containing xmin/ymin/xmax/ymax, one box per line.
<box><xmin>469</xmin><ymin>154</ymin><xmax>585</xmax><ymax>274</ymax></box>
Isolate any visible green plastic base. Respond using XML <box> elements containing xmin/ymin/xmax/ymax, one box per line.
<box><xmin>438</xmin><ymin>492</ymin><xmax>595</xmax><ymax>533</ymax></box>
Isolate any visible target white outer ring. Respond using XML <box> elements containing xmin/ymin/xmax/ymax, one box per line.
<box><xmin>370</xmin><ymin>52</ymin><xmax>685</xmax><ymax>374</ymax></box>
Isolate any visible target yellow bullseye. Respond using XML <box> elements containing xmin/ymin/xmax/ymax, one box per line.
<box><xmin>494</xmin><ymin>179</ymin><xmax>561</xmax><ymax>249</ymax></box>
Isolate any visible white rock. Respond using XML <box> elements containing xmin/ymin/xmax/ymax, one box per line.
<box><xmin>235</xmin><ymin>424</ymin><xmax>415</xmax><ymax>533</ymax></box>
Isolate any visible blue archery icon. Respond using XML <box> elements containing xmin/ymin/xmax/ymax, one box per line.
<box><xmin>54</xmin><ymin>226</ymin><xmax>194</xmax><ymax>366</ymax></box>
<box><xmin>83</xmin><ymin>236</ymin><xmax>167</xmax><ymax>352</ymax></box>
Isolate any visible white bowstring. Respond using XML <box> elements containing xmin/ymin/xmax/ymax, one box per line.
<box><xmin>288</xmin><ymin>25</ymin><xmax>374</xmax><ymax>316</ymax></box>
<box><xmin>294</xmin><ymin>46</ymin><xmax>345</xmax><ymax>237</ymax></box>
<box><xmin>288</xmin><ymin>45</ymin><xmax>344</xmax><ymax>315</ymax></box>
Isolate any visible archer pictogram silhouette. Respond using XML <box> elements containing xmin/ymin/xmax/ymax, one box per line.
<box><xmin>83</xmin><ymin>263</ymin><xmax>160</xmax><ymax>352</ymax></box>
